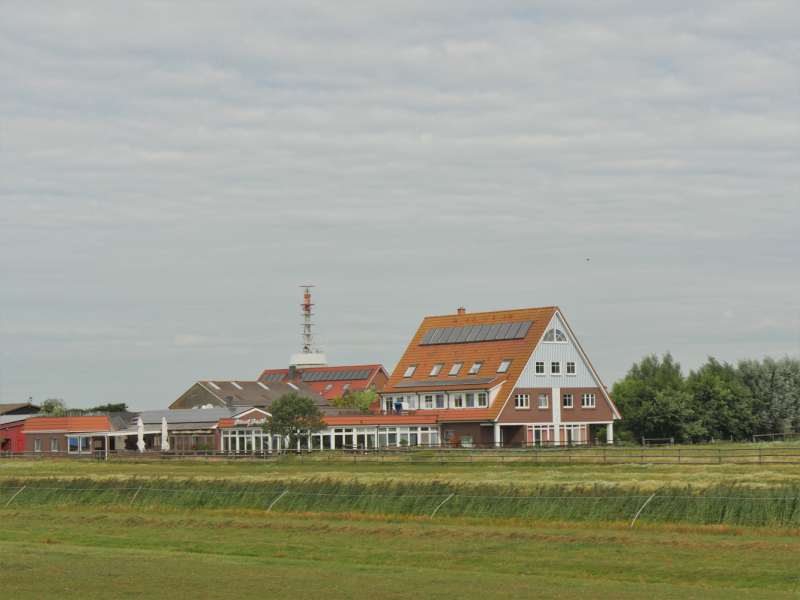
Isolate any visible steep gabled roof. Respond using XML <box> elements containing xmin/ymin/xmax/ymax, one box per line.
<box><xmin>382</xmin><ymin>307</ymin><xmax>558</xmax><ymax>420</ymax></box>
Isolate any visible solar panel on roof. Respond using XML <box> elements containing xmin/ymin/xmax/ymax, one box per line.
<box><xmin>420</xmin><ymin>329</ymin><xmax>435</xmax><ymax>345</ymax></box>
<box><xmin>496</xmin><ymin>322</ymin><xmax>512</xmax><ymax>339</ymax></box>
<box><xmin>428</xmin><ymin>328</ymin><xmax>445</xmax><ymax>344</ymax></box>
<box><xmin>465</xmin><ymin>326</ymin><xmax>480</xmax><ymax>342</ymax></box>
<box><xmin>474</xmin><ymin>324</ymin><xmax>491</xmax><ymax>341</ymax></box>
<box><xmin>446</xmin><ymin>328</ymin><xmax>461</xmax><ymax>343</ymax></box>
<box><xmin>515</xmin><ymin>321</ymin><xmax>532</xmax><ymax>338</ymax></box>
<box><xmin>439</xmin><ymin>327</ymin><xmax>455</xmax><ymax>344</ymax></box>
<box><xmin>486</xmin><ymin>323</ymin><xmax>502</xmax><ymax>340</ymax></box>
<box><xmin>455</xmin><ymin>326</ymin><xmax>472</xmax><ymax>343</ymax></box>
<box><xmin>506</xmin><ymin>321</ymin><xmax>522</xmax><ymax>339</ymax></box>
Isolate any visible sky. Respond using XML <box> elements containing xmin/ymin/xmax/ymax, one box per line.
<box><xmin>1</xmin><ymin>1</ymin><xmax>798</xmax><ymax>410</ymax></box>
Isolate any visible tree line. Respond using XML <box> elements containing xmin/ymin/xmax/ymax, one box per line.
<box><xmin>611</xmin><ymin>353</ymin><xmax>800</xmax><ymax>443</ymax></box>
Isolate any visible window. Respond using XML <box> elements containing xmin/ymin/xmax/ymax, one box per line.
<box><xmin>551</xmin><ymin>362</ymin><xmax>561</xmax><ymax>375</ymax></box>
<box><xmin>566</xmin><ymin>362</ymin><xmax>576</xmax><ymax>375</ymax></box>
<box><xmin>444</xmin><ymin>430</ymin><xmax>455</xmax><ymax>443</ymax></box>
<box><xmin>543</xmin><ymin>328</ymin><xmax>567</xmax><ymax>342</ymax></box>
<box><xmin>538</xmin><ymin>394</ymin><xmax>549</xmax><ymax>409</ymax></box>
<box><xmin>50</xmin><ymin>437</ymin><xmax>58</xmax><ymax>452</ymax></box>
<box><xmin>430</xmin><ymin>363</ymin><xmax>444</xmax><ymax>377</ymax></box>
<box><xmin>342</xmin><ymin>383</ymin><xmax>351</xmax><ymax>390</ymax></box>
<box><xmin>535</xmin><ymin>361</ymin><xmax>545</xmax><ymax>375</ymax></box>
<box><xmin>497</xmin><ymin>359</ymin><xmax>512</xmax><ymax>374</ymax></box>
<box><xmin>515</xmin><ymin>394</ymin><xmax>530</xmax><ymax>409</ymax></box>
<box><xmin>425</xmin><ymin>395</ymin><xmax>433</xmax><ymax>409</ymax></box>
<box><xmin>408</xmin><ymin>396</ymin><xmax>416</xmax><ymax>409</ymax></box>
<box><xmin>582</xmin><ymin>393</ymin><xmax>596</xmax><ymax>408</ymax></box>
<box><xmin>563</xmin><ymin>393</ymin><xmax>573</xmax><ymax>408</ymax></box>
<box><xmin>449</xmin><ymin>362</ymin><xmax>464</xmax><ymax>376</ymax></box>
<box><xmin>454</xmin><ymin>394</ymin><xmax>463</xmax><ymax>408</ymax></box>
<box><xmin>324</xmin><ymin>383</ymin><xmax>333</xmax><ymax>393</ymax></box>
<box><xmin>468</xmin><ymin>362</ymin><xmax>483</xmax><ymax>375</ymax></box>
<box><xmin>403</xmin><ymin>365</ymin><xmax>418</xmax><ymax>378</ymax></box>
<box><xmin>466</xmin><ymin>393</ymin><xmax>475</xmax><ymax>407</ymax></box>
<box><xmin>34</xmin><ymin>438</ymin><xmax>42</xmax><ymax>452</ymax></box>
<box><xmin>477</xmin><ymin>393</ymin><xmax>488</xmax><ymax>407</ymax></box>
<box><xmin>436</xmin><ymin>394</ymin><xmax>445</xmax><ymax>408</ymax></box>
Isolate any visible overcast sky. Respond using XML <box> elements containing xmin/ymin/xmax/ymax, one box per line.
<box><xmin>1</xmin><ymin>1</ymin><xmax>798</xmax><ymax>410</ymax></box>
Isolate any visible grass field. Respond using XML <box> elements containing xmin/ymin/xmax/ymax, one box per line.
<box><xmin>1</xmin><ymin>456</ymin><xmax>798</xmax><ymax>599</ymax></box>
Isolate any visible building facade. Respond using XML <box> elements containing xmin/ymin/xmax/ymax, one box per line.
<box><xmin>375</xmin><ymin>306</ymin><xmax>619</xmax><ymax>447</ymax></box>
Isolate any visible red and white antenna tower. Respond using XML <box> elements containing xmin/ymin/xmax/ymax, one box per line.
<box><xmin>300</xmin><ymin>285</ymin><xmax>315</xmax><ymax>354</ymax></box>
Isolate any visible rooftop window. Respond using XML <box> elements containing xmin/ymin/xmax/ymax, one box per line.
<box><xmin>449</xmin><ymin>362</ymin><xmax>464</xmax><ymax>376</ymax></box>
<box><xmin>287</xmin><ymin>382</ymin><xmax>298</xmax><ymax>390</ymax></box>
<box><xmin>343</xmin><ymin>383</ymin><xmax>351</xmax><ymax>390</ymax></box>
<box><xmin>497</xmin><ymin>359</ymin><xmax>512</xmax><ymax>374</ymax></box>
<box><xmin>429</xmin><ymin>363</ymin><xmax>444</xmax><ymax>377</ymax></box>
<box><xmin>324</xmin><ymin>384</ymin><xmax>333</xmax><ymax>393</ymax></box>
<box><xmin>543</xmin><ymin>328</ymin><xmax>567</xmax><ymax>343</ymax></box>
<box><xmin>468</xmin><ymin>362</ymin><xmax>483</xmax><ymax>376</ymax></box>
<box><xmin>403</xmin><ymin>365</ymin><xmax>418</xmax><ymax>378</ymax></box>
<box><xmin>231</xmin><ymin>382</ymin><xmax>243</xmax><ymax>390</ymax></box>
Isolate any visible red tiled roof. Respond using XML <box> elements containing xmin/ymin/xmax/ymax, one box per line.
<box><xmin>322</xmin><ymin>415</ymin><xmax>439</xmax><ymax>426</ymax></box>
<box><xmin>23</xmin><ymin>416</ymin><xmax>111</xmax><ymax>432</ymax></box>
<box><xmin>258</xmin><ymin>364</ymin><xmax>388</xmax><ymax>400</ymax></box>
<box><xmin>382</xmin><ymin>307</ymin><xmax>558</xmax><ymax>421</ymax></box>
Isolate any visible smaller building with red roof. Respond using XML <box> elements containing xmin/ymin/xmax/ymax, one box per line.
<box><xmin>258</xmin><ymin>365</ymin><xmax>389</xmax><ymax>400</ymax></box>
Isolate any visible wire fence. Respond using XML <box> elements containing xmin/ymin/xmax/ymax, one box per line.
<box><xmin>1</xmin><ymin>482</ymin><xmax>798</xmax><ymax>528</ymax></box>
<box><xmin>3</xmin><ymin>446</ymin><xmax>800</xmax><ymax>465</ymax></box>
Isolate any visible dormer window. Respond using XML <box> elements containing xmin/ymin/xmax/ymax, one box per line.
<box><xmin>468</xmin><ymin>362</ymin><xmax>483</xmax><ymax>375</ymax></box>
<box><xmin>429</xmin><ymin>363</ymin><xmax>444</xmax><ymax>377</ymax></box>
<box><xmin>543</xmin><ymin>328</ymin><xmax>567</xmax><ymax>343</ymax></box>
<box><xmin>403</xmin><ymin>365</ymin><xmax>418</xmax><ymax>378</ymax></box>
<box><xmin>449</xmin><ymin>362</ymin><xmax>463</xmax><ymax>376</ymax></box>
<box><xmin>497</xmin><ymin>359</ymin><xmax>512</xmax><ymax>374</ymax></box>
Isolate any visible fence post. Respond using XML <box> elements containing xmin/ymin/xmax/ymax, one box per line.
<box><xmin>678</xmin><ymin>449</ymin><xmax>681</xmax><ymax>463</ymax></box>
<box><xmin>759</xmin><ymin>448</ymin><xmax>762</xmax><ymax>463</ymax></box>
<box><xmin>719</xmin><ymin>449</ymin><xmax>722</xmax><ymax>464</ymax></box>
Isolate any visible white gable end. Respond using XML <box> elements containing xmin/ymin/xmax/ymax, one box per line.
<box><xmin>516</xmin><ymin>312</ymin><xmax>602</xmax><ymax>389</ymax></box>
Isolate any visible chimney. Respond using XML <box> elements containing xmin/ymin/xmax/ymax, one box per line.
<box><xmin>289</xmin><ymin>365</ymin><xmax>297</xmax><ymax>380</ymax></box>
<box><xmin>457</xmin><ymin>306</ymin><xmax>466</xmax><ymax>315</ymax></box>
<box><xmin>225</xmin><ymin>396</ymin><xmax>233</xmax><ymax>409</ymax></box>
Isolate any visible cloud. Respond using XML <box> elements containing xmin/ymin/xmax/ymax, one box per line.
<box><xmin>0</xmin><ymin>1</ymin><xmax>797</xmax><ymax>408</ymax></box>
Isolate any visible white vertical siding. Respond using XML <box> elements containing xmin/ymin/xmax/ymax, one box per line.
<box><xmin>516</xmin><ymin>313</ymin><xmax>600</xmax><ymax>389</ymax></box>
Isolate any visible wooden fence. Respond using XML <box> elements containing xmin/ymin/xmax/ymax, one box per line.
<box><xmin>2</xmin><ymin>446</ymin><xmax>800</xmax><ymax>465</ymax></box>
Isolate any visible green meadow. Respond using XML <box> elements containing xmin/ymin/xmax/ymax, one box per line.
<box><xmin>1</xmin><ymin>454</ymin><xmax>798</xmax><ymax>599</ymax></box>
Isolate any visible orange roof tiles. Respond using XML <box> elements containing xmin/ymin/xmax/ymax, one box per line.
<box><xmin>259</xmin><ymin>364</ymin><xmax>387</xmax><ymax>399</ymax></box>
<box><xmin>383</xmin><ymin>307</ymin><xmax>558</xmax><ymax>421</ymax></box>
<box><xmin>23</xmin><ymin>416</ymin><xmax>110</xmax><ymax>432</ymax></box>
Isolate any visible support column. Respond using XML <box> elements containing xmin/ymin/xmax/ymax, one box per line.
<box><xmin>551</xmin><ymin>387</ymin><xmax>561</xmax><ymax>446</ymax></box>
<box><xmin>493</xmin><ymin>423</ymin><xmax>501</xmax><ymax>448</ymax></box>
<box><xmin>606</xmin><ymin>423</ymin><xmax>614</xmax><ymax>445</ymax></box>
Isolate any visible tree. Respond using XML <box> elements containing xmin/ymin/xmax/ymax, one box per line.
<box><xmin>262</xmin><ymin>392</ymin><xmax>327</xmax><ymax>449</ymax></box>
<box><xmin>612</xmin><ymin>352</ymin><xmax>706</xmax><ymax>442</ymax></box>
<box><xmin>87</xmin><ymin>403</ymin><xmax>129</xmax><ymax>413</ymax></box>
<box><xmin>738</xmin><ymin>356</ymin><xmax>800</xmax><ymax>434</ymax></box>
<box><xmin>40</xmin><ymin>398</ymin><xmax>67</xmax><ymax>414</ymax></box>
<box><xmin>687</xmin><ymin>357</ymin><xmax>758</xmax><ymax>440</ymax></box>
<box><xmin>329</xmin><ymin>389</ymin><xmax>379</xmax><ymax>412</ymax></box>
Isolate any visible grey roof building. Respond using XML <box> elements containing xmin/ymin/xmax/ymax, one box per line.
<box><xmin>168</xmin><ymin>380</ymin><xmax>327</xmax><ymax>410</ymax></box>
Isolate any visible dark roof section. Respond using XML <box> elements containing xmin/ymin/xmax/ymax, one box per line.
<box><xmin>260</xmin><ymin>373</ymin><xmax>286</xmax><ymax>382</ymax></box>
<box><xmin>420</xmin><ymin>321</ymin><xmax>532</xmax><ymax>346</ymax></box>
<box><xmin>138</xmin><ymin>407</ymin><xmax>255</xmax><ymax>425</ymax></box>
<box><xmin>394</xmin><ymin>377</ymin><xmax>497</xmax><ymax>388</ymax></box>
<box><xmin>0</xmin><ymin>403</ymin><xmax>42</xmax><ymax>416</ymax></box>
<box><xmin>169</xmin><ymin>381</ymin><xmax>327</xmax><ymax>410</ymax></box>
<box><xmin>299</xmin><ymin>369</ymin><xmax>372</xmax><ymax>382</ymax></box>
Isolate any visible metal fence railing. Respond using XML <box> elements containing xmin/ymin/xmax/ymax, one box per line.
<box><xmin>2</xmin><ymin>446</ymin><xmax>800</xmax><ymax>465</ymax></box>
